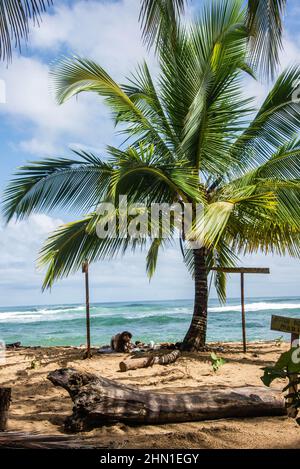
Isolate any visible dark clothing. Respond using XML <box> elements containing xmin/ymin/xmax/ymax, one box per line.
<box><xmin>110</xmin><ymin>333</ymin><xmax>131</xmax><ymax>353</ymax></box>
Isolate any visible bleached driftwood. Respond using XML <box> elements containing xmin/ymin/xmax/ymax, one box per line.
<box><xmin>48</xmin><ymin>368</ymin><xmax>286</xmax><ymax>432</ymax></box>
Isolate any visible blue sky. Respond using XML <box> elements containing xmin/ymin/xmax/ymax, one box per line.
<box><xmin>0</xmin><ymin>0</ymin><xmax>300</xmax><ymax>306</ymax></box>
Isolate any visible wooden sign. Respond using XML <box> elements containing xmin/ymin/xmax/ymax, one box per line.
<box><xmin>271</xmin><ymin>315</ymin><xmax>300</xmax><ymax>335</ymax></box>
<box><xmin>212</xmin><ymin>267</ymin><xmax>270</xmax><ymax>274</ymax></box>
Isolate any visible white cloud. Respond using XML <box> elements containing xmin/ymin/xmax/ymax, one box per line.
<box><xmin>29</xmin><ymin>0</ymin><xmax>150</xmax><ymax>80</ymax></box>
<box><xmin>0</xmin><ymin>215</ymin><xmax>63</xmax><ymax>294</ymax></box>
<box><xmin>0</xmin><ymin>55</ymin><xmax>114</xmax><ymax>155</ymax></box>
<box><xmin>18</xmin><ymin>137</ymin><xmax>57</xmax><ymax>155</ymax></box>
<box><xmin>280</xmin><ymin>36</ymin><xmax>300</xmax><ymax>69</ymax></box>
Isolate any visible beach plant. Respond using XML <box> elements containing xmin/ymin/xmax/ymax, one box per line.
<box><xmin>261</xmin><ymin>347</ymin><xmax>300</xmax><ymax>423</ymax></box>
<box><xmin>274</xmin><ymin>335</ymin><xmax>284</xmax><ymax>347</ymax></box>
<box><xmin>3</xmin><ymin>0</ymin><xmax>300</xmax><ymax>351</ymax></box>
<box><xmin>30</xmin><ymin>358</ymin><xmax>40</xmax><ymax>369</ymax></box>
<box><xmin>210</xmin><ymin>352</ymin><xmax>226</xmax><ymax>373</ymax></box>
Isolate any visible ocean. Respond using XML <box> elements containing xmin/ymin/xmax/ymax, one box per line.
<box><xmin>0</xmin><ymin>296</ymin><xmax>299</xmax><ymax>347</ymax></box>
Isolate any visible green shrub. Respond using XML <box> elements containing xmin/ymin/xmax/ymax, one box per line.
<box><xmin>261</xmin><ymin>347</ymin><xmax>300</xmax><ymax>424</ymax></box>
<box><xmin>210</xmin><ymin>352</ymin><xmax>226</xmax><ymax>373</ymax></box>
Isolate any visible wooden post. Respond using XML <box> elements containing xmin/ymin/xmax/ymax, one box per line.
<box><xmin>241</xmin><ymin>273</ymin><xmax>247</xmax><ymax>353</ymax></box>
<box><xmin>82</xmin><ymin>260</ymin><xmax>91</xmax><ymax>359</ymax></box>
<box><xmin>290</xmin><ymin>332</ymin><xmax>299</xmax><ymax>404</ymax></box>
<box><xmin>0</xmin><ymin>388</ymin><xmax>11</xmax><ymax>431</ymax></box>
<box><xmin>270</xmin><ymin>315</ymin><xmax>300</xmax><ymax>411</ymax></box>
<box><xmin>212</xmin><ymin>267</ymin><xmax>269</xmax><ymax>353</ymax></box>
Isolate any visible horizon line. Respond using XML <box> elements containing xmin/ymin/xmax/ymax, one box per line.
<box><xmin>1</xmin><ymin>294</ymin><xmax>300</xmax><ymax>310</ymax></box>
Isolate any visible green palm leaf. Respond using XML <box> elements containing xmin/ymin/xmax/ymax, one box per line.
<box><xmin>0</xmin><ymin>0</ymin><xmax>53</xmax><ymax>62</ymax></box>
<box><xmin>139</xmin><ymin>0</ymin><xmax>187</xmax><ymax>48</ymax></box>
<box><xmin>230</xmin><ymin>66</ymin><xmax>300</xmax><ymax>174</ymax></box>
<box><xmin>2</xmin><ymin>151</ymin><xmax>114</xmax><ymax>221</ymax></box>
<box><xmin>246</xmin><ymin>0</ymin><xmax>287</xmax><ymax>80</ymax></box>
<box><xmin>139</xmin><ymin>0</ymin><xmax>287</xmax><ymax>80</ymax></box>
<box><xmin>51</xmin><ymin>56</ymin><xmax>174</xmax><ymax>160</ymax></box>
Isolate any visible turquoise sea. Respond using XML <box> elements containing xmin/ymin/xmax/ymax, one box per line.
<box><xmin>0</xmin><ymin>296</ymin><xmax>300</xmax><ymax>347</ymax></box>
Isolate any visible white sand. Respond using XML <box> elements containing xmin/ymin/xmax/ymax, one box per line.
<box><xmin>1</xmin><ymin>341</ymin><xmax>299</xmax><ymax>448</ymax></box>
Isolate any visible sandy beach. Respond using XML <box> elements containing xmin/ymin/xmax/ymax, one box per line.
<box><xmin>0</xmin><ymin>341</ymin><xmax>299</xmax><ymax>449</ymax></box>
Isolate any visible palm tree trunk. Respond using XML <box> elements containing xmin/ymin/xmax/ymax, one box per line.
<box><xmin>182</xmin><ymin>247</ymin><xmax>208</xmax><ymax>351</ymax></box>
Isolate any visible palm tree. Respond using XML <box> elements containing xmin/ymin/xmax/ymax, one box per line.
<box><xmin>3</xmin><ymin>0</ymin><xmax>300</xmax><ymax>350</ymax></box>
<box><xmin>0</xmin><ymin>0</ymin><xmax>53</xmax><ymax>62</ymax></box>
<box><xmin>140</xmin><ymin>0</ymin><xmax>287</xmax><ymax>80</ymax></box>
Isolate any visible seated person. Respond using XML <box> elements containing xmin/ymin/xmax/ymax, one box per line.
<box><xmin>110</xmin><ymin>331</ymin><xmax>133</xmax><ymax>353</ymax></box>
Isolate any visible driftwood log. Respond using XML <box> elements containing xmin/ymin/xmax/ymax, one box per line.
<box><xmin>47</xmin><ymin>368</ymin><xmax>286</xmax><ymax>432</ymax></box>
<box><xmin>0</xmin><ymin>388</ymin><xmax>11</xmax><ymax>431</ymax></box>
<box><xmin>0</xmin><ymin>431</ymin><xmax>109</xmax><ymax>449</ymax></box>
<box><xmin>119</xmin><ymin>350</ymin><xmax>181</xmax><ymax>372</ymax></box>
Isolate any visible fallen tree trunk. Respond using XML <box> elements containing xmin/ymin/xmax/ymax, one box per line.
<box><xmin>48</xmin><ymin>368</ymin><xmax>286</xmax><ymax>432</ymax></box>
<box><xmin>119</xmin><ymin>350</ymin><xmax>180</xmax><ymax>372</ymax></box>
<box><xmin>0</xmin><ymin>388</ymin><xmax>11</xmax><ymax>431</ymax></box>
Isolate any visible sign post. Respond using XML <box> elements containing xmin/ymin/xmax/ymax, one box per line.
<box><xmin>212</xmin><ymin>267</ymin><xmax>270</xmax><ymax>353</ymax></box>
<box><xmin>271</xmin><ymin>315</ymin><xmax>300</xmax><ymax>338</ymax></box>
<box><xmin>271</xmin><ymin>315</ymin><xmax>300</xmax><ymax>401</ymax></box>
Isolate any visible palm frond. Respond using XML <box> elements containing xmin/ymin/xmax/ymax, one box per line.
<box><xmin>107</xmin><ymin>144</ymin><xmax>203</xmax><ymax>204</ymax></box>
<box><xmin>39</xmin><ymin>212</ymin><xmax>147</xmax><ymax>290</ymax></box>
<box><xmin>231</xmin><ymin>66</ymin><xmax>300</xmax><ymax>174</ymax></box>
<box><xmin>192</xmin><ymin>184</ymin><xmax>277</xmax><ymax>249</ymax></box>
<box><xmin>2</xmin><ymin>150</ymin><xmax>114</xmax><ymax>221</ymax></box>
<box><xmin>247</xmin><ymin>0</ymin><xmax>287</xmax><ymax>80</ymax></box>
<box><xmin>123</xmin><ymin>61</ymin><xmax>180</xmax><ymax>151</ymax></box>
<box><xmin>0</xmin><ymin>0</ymin><xmax>53</xmax><ymax>62</ymax></box>
<box><xmin>159</xmin><ymin>0</ymin><xmax>254</xmax><ymax>173</ymax></box>
<box><xmin>207</xmin><ymin>241</ymin><xmax>240</xmax><ymax>303</ymax></box>
<box><xmin>51</xmin><ymin>56</ymin><xmax>174</xmax><ymax>160</ymax></box>
<box><xmin>146</xmin><ymin>237</ymin><xmax>164</xmax><ymax>278</ymax></box>
<box><xmin>39</xmin><ymin>205</ymin><xmax>177</xmax><ymax>289</ymax></box>
<box><xmin>139</xmin><ymin>0</ymin><xmax>187</xmax><ymax>49</ymax></box>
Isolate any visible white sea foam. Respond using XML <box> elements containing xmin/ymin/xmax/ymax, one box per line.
<box><xmin>0</xmin><ymin>301</ymin><xmax>300</xmax><ymax>324</ymax></box>
<box><xmin>0</xmin><ymin>305</ymin><xmax>86</xmax><ymax>323</ymax></box>
<box><xmin>209</xmin><ymin>302</ymin><xmax>300</xmax><ymax>313</ymax></box>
